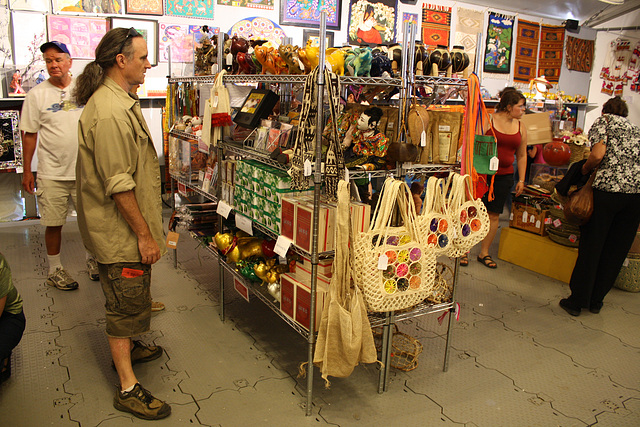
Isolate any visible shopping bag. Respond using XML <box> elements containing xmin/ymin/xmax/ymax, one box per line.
<box><xmin>446</xmin><ymin>173</ymin><xmax>490</xmax><ymax>257</ymax></box>
<box><xmin>417</xmin><ymin>176</ymin><xmax>454</xmax><ymax>254</ymax></box>
<box><xmin>473</xmin><ymin>134</ymin><xmax>497</xmax><ymax>175</ymax></box>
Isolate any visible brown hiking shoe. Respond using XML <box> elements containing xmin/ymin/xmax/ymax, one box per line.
<box><xmin>113</xmin><ymin>383</ymin><xmax>171</xmax><ymax>420</ymax></box>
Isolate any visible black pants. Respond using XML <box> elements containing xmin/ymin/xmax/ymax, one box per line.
<box><xmin>568</xmin><ymin>189</ymin><xmax>640</xmax><ymax>308</ymax></box>
<box><xmin>0</xmin><ymin>310</ymin><xmax>26</xmax><ymax>360</ymax></box>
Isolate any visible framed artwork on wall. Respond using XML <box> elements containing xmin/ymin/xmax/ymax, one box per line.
<box><xmin>11</xmin><ymin>11</ymin><xmax>46</xmax><ymax>66</ymax></box>
<box><xmin>110</xmin><ymin>17</ymin><xmax>158</xmax><ymax>65</ymax></box>
<box><xmin>302</xmin><ymin>30</ymin><xmax>334</xmax><ymax>48</ymax></box>
<box><xmin>53</xmin><ymin>0</ymin><xmax>123</xmax><ymax>14</ymax></box>
<box><xmin>228</xmin><ymin>17</ymin><xmax>285</xmax><ymax>46</ymax></box>
<box><xmin>8</xmin><ymin>0</ymin><xmax>50</xmax><ymax>12</ymax></box>
<box><xmin>216</xmin><ymin>0</ymin><xmax>273</xmax><ymax>11</ymax></box>
<box><xmin>47</xmin><ymin>15</ymin><xmax>109</xmax><ymax>60</ymax></box>
<box><xmin>348</xmin><ymin>0</ymin><xmax>397</xmax><ymax>46</ymax></box>
<box><xmin>0</xmin><ymin>111</ymin><xmax>23</xmax><ymax>172</ymax></box>
<box><xmin>126</xmin><ymin>0</ymin><xmax>164</xmax><ymax>15</ymax></box>
<box><xmin>0</xmin><ymin>6</ymin><xmax>12</xmax><ymax>68</ymax></box>
<box><xmin>280</xmin><ymin>0</ymin><xmax>340</xmax><ymax>30</ymax></box>
<box><xmin>165</xmin><ymin>0</ymin><xmax>214</xmax><ymax>19</ymax></box>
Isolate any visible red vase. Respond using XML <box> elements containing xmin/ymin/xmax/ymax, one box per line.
<box><xmin>542</xmin><ymin>140</ymin><xmax>572</xmax><ymax>166</ymax></box>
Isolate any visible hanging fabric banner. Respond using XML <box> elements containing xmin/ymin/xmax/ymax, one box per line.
<box><xmin>483</xmin><ymin>12</ymin><xmax>515</xmax><ymax>78</ymax></box>
<box><xmin>421</xmin><ymin>3</ymin><xmax>451</xmax><ymax>48</ymax></box>
<box><xmin>455</xmin><ymin>7</ymin><xmax>483</xmax><ymax>74</ymax></box>
<box><xmin>565</xmin><ymin>35</ymin><xmax>594</xmax><ymax>73</ymax></box>
<box><xmin>539</xmin><ymin>25</ymin><xmax>565</xmax><ymax>83</ymax></box>
<box><xmin>513</xmin><ymin>19</ymin><xmax>540</xmax><ymax>83</ymax></box>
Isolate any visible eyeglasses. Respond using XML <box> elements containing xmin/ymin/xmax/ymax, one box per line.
<box><xmin>118</xmin><ymin>27</ymin><xmax>140</xmax><ymax>55</ymax></box>
<box><xmin>60</xmin><ymin>90</ymin><xmax>67</xmax><ymax>108</ymax></box>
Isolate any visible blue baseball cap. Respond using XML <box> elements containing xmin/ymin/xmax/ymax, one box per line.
<box><xmin>40</xmin><ymin>41</ymin><xmax>70</xmax><ymax>55</ymax></box>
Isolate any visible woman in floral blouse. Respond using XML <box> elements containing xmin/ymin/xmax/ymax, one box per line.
<box><xmin>560</xmin><ymin>96</ymin><xmax>640</xmax><ymax>316</ymax></box>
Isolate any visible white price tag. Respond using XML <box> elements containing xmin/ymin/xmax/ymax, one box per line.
<box><xmin>623</xmin><ymin>258</ymin><xmax>630</xmax><ymax>267</ymax></box>
<box><xmin>535</xmin><ymin>220</ymin><xmax>541</xmax><ymax>229</ymax></box>
<box><xmin>345</xmin><ymin>168</ymin><xmax>350</xmax><ymax>181</ymax></box>
<box><xmin>274</xmin><ymin>235</ymin><xmax>293</xmax><ymax>258</ymax></box>
<box><xmin>522</xmin><ymin>210</ymin><xmax>528</xmax><ymax>223</ymax></box>
<box><xmin>377</xmin><ymin>254</ymin><xmax>389</xmax><ymax>270</ymax></box>
<box><xmin>489</xmin><ymin>156</ymin><xmax>499</xmax><ymax>171</ymax></box>
<box><xmin>529</xmin><ymin>214</ymin><xmax>535</xmax><ymax>224</ymax></box>
<box><xmin>568</xmin><ymin>234</ymin><xmax>577</xmax><ymax>243</ymax></box>
<box><xmin>216</xmin><ymin>201</ymin><xmax>232</xmax><ymax>219</ymax></box>
<box><xmin>451</xmin><ymin>226</ymin><xmax>458</xmax><ymax>238</ymax></box>
<box><xmin>16</xmin><ymin>166</ymin><xmax>23</xmax><ymax>173</ymax></box>
<box><xmin>559</xmin><ymin>121</ymin><xmax>565</xmax><ymax>129</ymax></box>
<box><xmin>212</xmin><ymin>95</ymin><xmax>219</xmax><ymax>108</ymax></box>
<box><xmin>420</xmin><ymin>130</ymin><xmax>426</xmax><ymax>147</ymax></box>
<box><xmin>544</xmin><ymin>217</ymin><xmax>552</xmax><ymax>225</ymax></box>
<box><xmin>304</xmin><ymin>159</ymin><xmax>312</xmax><ymax>176</ymax></box>
<box><xmin>226</xmin><ymin>53</ymin><xmax>233</xmax><ymax>66</ymax></box>
<box><xmin>509</xmin><ymin>211</ymin><xmax>514</xmax><ymax>221</ymax></box>
<box><xmin>235</xmin><ymin>214</ymin><xmax>253</xmax><ymax>235</ymax></box>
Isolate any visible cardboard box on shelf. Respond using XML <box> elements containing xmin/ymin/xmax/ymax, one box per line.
<box><xmin>521</xmin><ymin>112</ymin><xmax>553</xmax><ymax>145</ymax></box>
<box><xmin>510</xmin><ymin>202</ymin><xmax>550</xmax><ymax>236</ymax></box>
<box><xmin>295</xmin><ymin>201</ymin><xmax>335</xmax><ymax>252</ymax></box>
<box><xmin>300</xmin><ymin>255</ymin><xmax>333</xmax><ymax>278</ymax></box>
<box><xmin>279</xmin><ymin>273</ymin><xmax>296</xmax><ymax>320</ymax></box>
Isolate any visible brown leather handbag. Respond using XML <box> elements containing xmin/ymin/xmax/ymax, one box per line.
<box><xmin>564</xmin><ymin>169</ymin><xmax>597</xmax><ymax>225</ymax></box>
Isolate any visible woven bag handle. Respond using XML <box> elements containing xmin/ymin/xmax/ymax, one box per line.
<box><xmin>422</xmin><ymin>176</ymin><xmax>437</xmax><ymax>216</ymax></box>
<box><xmin>332</xmin><ymin>180</ymin><xmax>352</xmax><ymax>304</ymax></box>
<box><xmin>369</xmin><ymin>177</ymin><xmax>400</xmax><ymax>233</ymax></box>
<box><xmin>384</xmin><ymin>180</ymin><xmax>422</xmax><ymax>245</ymax></box>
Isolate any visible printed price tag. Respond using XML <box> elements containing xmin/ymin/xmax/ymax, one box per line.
<box><xmin>522</xmin><ymin>210</ymin><xmax>528</xmax><ymax>223</ymax></box>
<box><xmin>226</xmin><ymin>53</ymin><xmax>233</xmax><ymax>66</ymax></box>
<box><xmin>212</xmin><ymin>95</ymin><xmax>219</xmax><ymax>108</ymax></box>
<box><xmin>178</xmin><ymin>182</ymin><xmax>188</xmax><ymax>197</ymax></box>
<box><xmin>304</xmin><ymin>159</ymin><xmax>312</xmax><ymax>176</ymax></box>
<box><xmin>623</xmin><ymin>258</ymin><xmax>630</xmax><ymax>267</ymax></box>
<box><xmin>553</xmin><ymin>218</ymin><xmax>562</xmax><ymax>228</ymax></box>
<box><xmin>234</xmin><ymin>278</ymin><xmax>250</xmax><ymax>302</ymax></box>
<box><xmin>420</xmin><ymin>130</ymin><xmax>426</xmax><ymax>147</ymax></box>
<box><xmin>274</xmin><ymin>235</ymin><xmax>293</xmax><ymax>258</ymax></box>
<box><xmin>545</xmin><ymin>217</ymin><xmax>552</xmax><ymax>225</ymax></box>
<box><xmin>377</xmin><ymin>254</ymin><xmax>389</xmax><ymax>270</ymax></box>
<box><xmin>489</xmin><ymin>156</ymin><xmax>499</xmax><ymax>171</ymax></box>
<box><xmin>568</xmin><ymin>234</ymin><xmax>577</xmax><ymax>243</ymax></box>
<box><xmin>509</xmin><ymin>212</ymin><xmax>514</xmax><ymax>221</ymax></box>
<box><xmin>559</xmin><ymin>121</ymin><xmax>565</xmax><ymax>130</ymax></box>
<box><xmin>216</xmin><ymin>201</ymin><xmax>232</xmax><ymax>219</ymax></box>
<box><xmin>535</xmin><ymin>220</ymin><xmax>541</xmax><ymax>229</ymax></box>
<box><xmin>166</xmin><ymin>231</ymin><xmax>180</xmax><ymax>249</ymax></box>
<box><xmin>235</xmin><ymin>214</ymin><xmax>253</xmax><ymax>236</ymax></box>
<box><xmin>530</xmin><ymin>214</ymin><xmax>536</xmax><ymax>223</ymax></box>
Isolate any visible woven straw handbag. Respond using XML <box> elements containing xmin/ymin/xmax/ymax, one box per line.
<box><xmin>352</xmin><ymin>178</ymin><xmax>436</xmax><ymax>312</ymax></box>
<box><xmin>446</xmin><ymin>173</ymin><xmax>490</xmax><ymax>258</ymax></box>
<box><xmin>417</xmin><ymin>176</ymin><xmax>454</xmax><ymax>254</ymax></box>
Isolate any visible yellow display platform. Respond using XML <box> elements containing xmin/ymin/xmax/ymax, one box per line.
<box><xmin>498</xmin><ymin>227</ymin><xmax>578</xmax><ymax>283</ymax></box>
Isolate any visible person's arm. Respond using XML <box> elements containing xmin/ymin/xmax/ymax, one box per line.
<box><xmin>112</xmin><ymin>190</ymin><xmax>161</xmax><ymax>265</ymax></box>
<box><xmin>21</xmin><ymin>132</ymin><xmax>38</xmax><ymax>194</ymax></box>
<box><xmin>515</xmin><ymin>123</ymin><xmax>528</xmax><ymax>196</ymax></box>
<box><xmin>0</xmin><ymin>295</ymin><xmax>6</xmax><ymax>315</ymax></box>
<box><xmin>581</xmin><ymin>141</ymin><xmax>605</xmax><ymax>175</ymax></box>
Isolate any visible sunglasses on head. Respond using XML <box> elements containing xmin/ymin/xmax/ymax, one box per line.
<box><xmin>118</xmin><ymin>27</ymin><xmax>140</xmax><ymax>55</ymax></box>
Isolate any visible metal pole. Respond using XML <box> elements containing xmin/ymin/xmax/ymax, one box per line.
<box><xmin>218</xmin><ymin>144</ymin><xmax>225</xmax><ymax>322</ymax></box>
<box><xmin>377</xmin><ymin>312</ymin><xmax>391</xmax><ymax>393</ymax></box>
<box><xmin>170</xmin><ymin>175</ymin><xmax>177</xmax><ymax>269</ymax></box>
<box><xmin>443</xmin><ymin>258</ymin><xmax>459</xmax><ymax>372</ymax></box>
<box><xmin>475</xmin><ymin>33</ymin><xmax>483</xmax><ymax>82</ymax></box>
<box><xmin>217</xmin><ymin>31</ymin><xmax>225</xmax><ymax>75</ymax></box>
<box><xmin>383</xmin><ymin>312</ymin><xmax>394</xmax><ymax>391</ymax></box>
<box><xmin>305</xmin><ymin>10</ymin><xmax>327</xmax><ymax>418</ymax></box>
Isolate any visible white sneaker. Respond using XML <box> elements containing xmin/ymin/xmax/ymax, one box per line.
<box><xmin>87</xmin><ymin>257</ymin><xmax>99</xmax><ymax>281</ymax></box>
<box><xmin>46</xmin><ymin>267</ymin><xmax>79</xmax><ymax>291</ymax></box>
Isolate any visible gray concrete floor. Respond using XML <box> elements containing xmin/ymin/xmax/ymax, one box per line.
<box><xmin>0</xmin><ymin>215</ymin><xmax>639</xmax><ymax>426</ymax></box>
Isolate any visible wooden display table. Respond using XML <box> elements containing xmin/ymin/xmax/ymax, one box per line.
<box><xmin>498</xmin><ymin>227</ymin><xmax>578</xmax><ymax>283</ymax></box>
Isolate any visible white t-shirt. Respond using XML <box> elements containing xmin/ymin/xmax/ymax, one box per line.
<box><xmin>19</xmin><ymin>78</ymin><xmax>83</xmax><ymax>181</ymax></box>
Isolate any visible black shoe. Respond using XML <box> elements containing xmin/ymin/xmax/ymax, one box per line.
<box><xmin>113</xmin><ymin>383</ymin><xmax>171</xmax><ymax>420</ymax></box>
<box><xmin>589</xmin><ymin>302</ymin><xmax>603</xmax><ymax>314</ymax></box>
<box><xmin>559</xmin><ymin>298</ymin><xmax>581</xmax><ymax>316</ymax></box>
<box><xmin>0</xmin><ymin>356</ymin><xmax>10</xmax><ymax>383</ymax></box>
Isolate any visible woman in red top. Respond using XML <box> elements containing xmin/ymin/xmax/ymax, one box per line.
<box><xmin>475</xmin><ymin>87</ymin><xmax>528</xmax><ymax>268</ymax></box>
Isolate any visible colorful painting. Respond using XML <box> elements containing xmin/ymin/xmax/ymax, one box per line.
<box><xmin>303</xmin><ymin>29</ymin><xmax>334</xmax><ymax>48</ymax></box>
<box><xmin>126</xmin><ymin>0</ymin><xmax>163</xmax><ymax>15</ymax></box>
<box><xmin>483</xmin><ymin>12</ymin><xmax>514</xmax><ymax>75</ymax></box>
<box><xmin>110</xmin><ymin>17</ymin><xmax>158</xmax><ymax>65</ymax></box>
<box><xmin>165</xmin><ymin>0</ymin><xmax>213</xmax><ymax>19</ymax></box>
<box><xmin>9</xmin><ymin>0</ymin><xmax>50</xmax><ymax>12</ymax></box>
<box><xmin>54</xmin><ymin>0</ymin><xmax>123</xmax><ymax>14</ymax></box>
<box><xmin>228</xmin><ymin>17</ymin><xmax>286</xmax><ymax>46</ymax></box>
<box><xmin>159</xmin><ymin>23</ymin><xmax>193</xmax><ymax>62</ymax></box>
<box><xmin>218</xmin><ymin>0</ymin><xmax>273</xmax><ymax>11</ymax></box>
<box><xmin>280</xmin><ymin>0</ymin><xmax>340</xmax><ymax>30</ymax></box>
<box><xmin>348</xmin><ymin>0</ymin><xmax>396</xmax><ymax>46</ymax></box>
<box><xmin>47</xmin><ymin>15</ymin><xmax>109</xmax><ymax>59</ymax></box>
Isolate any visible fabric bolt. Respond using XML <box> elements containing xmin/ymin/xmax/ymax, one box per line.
<box><xmin>513</xmin><ymin>19</ymin><xmax>540</xmax><ymax>83</ymax></box>
<box><xmin>76</xmin><ymin>77</ymin><xmax>166</xmax><ymax>264</ymax></box>
<box><xmin>589</xmin><ymin>114</ymin><xmax>640</xmax><ymax>194</ymax></box>
<box><xmin>422</xmin><ymin>4</ymin><xmax>451</xmax><ymax>48</ymax></box>
<box><xmin>483</xmin><ymin>12</ymin><xmax>515</xmax><ymax>78</ymax></box>
<box><xmin>565</xmin><ymin>36</ymin><xmax>594</xmax><ymax>72</ymax></box>
<box><xmin>454</xmin><ymin>7</ymin><xmax>483</xmax><ymax>74</ymax></box>
<box><xmin>538</xmin><ymin>25</ymin><xmax>565</xmax><ymax>83</ymax></box>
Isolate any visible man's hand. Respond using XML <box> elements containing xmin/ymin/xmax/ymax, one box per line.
<box><xmin>22</xmin><ymin>171</ymin><xmax>35</xmax><ymax>194</ymax></box>
<box><xmin>138</xmin><ymin>234</ymin><xmax>161</xmax><ymax>265</ymax></box>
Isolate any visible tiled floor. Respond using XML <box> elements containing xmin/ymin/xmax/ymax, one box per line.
<box><xmin>1</xmin><ymin>215</ymin><xmax>639</xmax><ymax>426</ymax></box>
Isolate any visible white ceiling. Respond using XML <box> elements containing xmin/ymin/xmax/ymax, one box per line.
<box><xmin>459</xmin><ymin>0</ymin><xmax>640</xmax><ymax>26</ymax></box>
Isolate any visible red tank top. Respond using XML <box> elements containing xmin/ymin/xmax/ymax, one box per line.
<box><xmin>486</xmin><ymin>120</ymin><xmax>521</xmax><ymax>175</ymax></box>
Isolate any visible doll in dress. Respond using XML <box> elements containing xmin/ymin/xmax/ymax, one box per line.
<box><xmin>342</xmin><ymin>106</ymin><xmax>389</xmax><ymax>170</ymax></box>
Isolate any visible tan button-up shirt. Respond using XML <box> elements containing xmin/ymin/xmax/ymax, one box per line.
<box><xmin>76</xmin><ymin>77</ymin><xmax>165</xmax><ymax>264</ymax></box>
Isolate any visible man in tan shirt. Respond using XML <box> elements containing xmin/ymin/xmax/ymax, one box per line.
<box><xmin>74</xmin><ymin>27</ymin><xmax>170</xmax><ymax>420</ymax></box>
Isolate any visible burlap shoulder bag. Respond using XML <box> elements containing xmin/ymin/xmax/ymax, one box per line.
<box><xmin>446</xmin><ymin>173</ymin><xmax>490</xmax><ymax>257</ymax></box>
<box><xmin>417</xmin><ymin>176</ymin><xmax>453</xmax><ymax>254</ymax></box>
<box><xmin>352</xmin><ymin>178</ymin><xmax>436</xmax><ymax>312</ymax></box>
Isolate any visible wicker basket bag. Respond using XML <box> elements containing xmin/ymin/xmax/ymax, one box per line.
<box><xmin>417</xmin><ymin>177</ymin><xmax>454</xmax><ymax>254</ymax></box>
<box><xmin>352</xmin><ymin>178</ymin><xmax>437</xmax><ymax>312</ymax></box>
<box><xmin>446</xmin><ymin>174</ymin><xmax>490</xmax><ymax>258</ymax></box>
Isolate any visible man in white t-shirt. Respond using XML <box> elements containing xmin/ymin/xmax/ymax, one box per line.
<box><xmin>19</xmin><ymin>41</ymin><xmax>88</xmax><ymax>291</ymax></box>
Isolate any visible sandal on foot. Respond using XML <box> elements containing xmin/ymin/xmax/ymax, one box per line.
<box><xmin>459</xmin><ymin>254</ymin><xmax>469</xmax><ymax>267</ymax></box>
<box><xmin>477</xmin><ymin>255</ymin><xmax>497</xmax><ymax>269</ymax></box>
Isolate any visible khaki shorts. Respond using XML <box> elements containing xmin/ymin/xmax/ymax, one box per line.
<box><xmin>98</xmin><ymin>262</ymin><xmax>152</xmax><ymax>338</ymax></box>
<box><xmin>35</xmin><ymin>179</ymin><xmax>76</xmax><ymax>227</ymax></box>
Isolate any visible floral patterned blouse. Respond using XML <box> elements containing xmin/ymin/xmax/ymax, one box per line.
<box><xmin>590</xmin><ymin>113</ymin><xmax>640</xmax><ymax>193</ymax></box>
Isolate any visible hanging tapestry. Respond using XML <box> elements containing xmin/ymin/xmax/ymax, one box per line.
<box><xmin>454</xmin><ymin>7</ymin><xmax>483</xmax><ymax>74</ymax></box>
<box><xmin>565</xmin><ymin>35</ymin><xmax>594</xmax><ymax>73</ymax></box>
<box><xmin>513</xmin><ymin>19</ymin><xmax>539</xmax><ymax>83</ymax></box>
<box><xmin>629</xmin><ymin>41</ymin><xmax>640</xmax><ymax>93</ymax></box>
<box><xmin>483</xmin><ymin>12</ymin><xmax>514</xmax><ymax>76</ymax></box>
<box><xmin>600</xmin><ymin>39</ymin><xmax>633</xmax><ymax>96</ymax></box>
<box><xmin>538</xmin><ymin>25</ymin><xmax>565</xmax><ymax>83</ymax></box>
<box><xmin>421</xmin><ymin>3</ymin><xmax>451</xmax><ymax>48</ymax></box>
